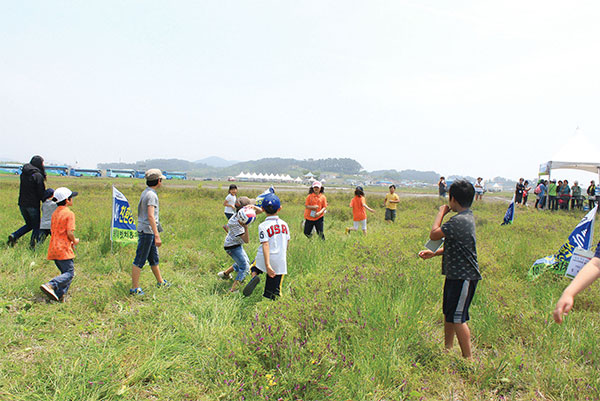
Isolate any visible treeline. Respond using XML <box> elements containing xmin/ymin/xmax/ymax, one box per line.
<box><xmin>370</xmin><ymin>169</ymin><xmax>440</xmax><ymax>183</ymax></box>
<box><xmin>99</xmin><ymin>157</ymin><xmax>363</xmax><ymax>177</ymax></box>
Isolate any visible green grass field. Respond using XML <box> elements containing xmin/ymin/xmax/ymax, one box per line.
<box><xmin>1</xmin><ymin>176</ymin><xmax>599</xmax><ymax>400</ymax></box>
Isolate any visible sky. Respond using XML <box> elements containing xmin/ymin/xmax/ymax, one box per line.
<box><xmin>2</xmin><ymin>1</ymin><xmax>600</xmax><ymax>181</ymax></box>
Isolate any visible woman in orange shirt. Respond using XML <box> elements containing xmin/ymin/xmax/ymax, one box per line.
<box><xmin>346</xmin><ymin>186</ymin><xmax>375</xmax><ymax>235</ymax></box>
<box><xmin>304</xmin><ymin>181</ymin><xmax>327</xmax><ymax>240</ymax></box>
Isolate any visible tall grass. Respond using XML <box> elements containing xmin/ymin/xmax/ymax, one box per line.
<box><xmin>0</xmin><ymin>176</ymin><xmax>599</xmax><ymax>400</ymax></box>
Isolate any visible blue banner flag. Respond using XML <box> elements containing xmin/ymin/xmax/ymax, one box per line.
<box><xmin>501</xmin><ymin>195</ymin><xmax>515</xmax><ymax>225</ymax></box>
<box><xmin>111</xmin><ymin>186</ymin><xmax>137</xmax><ymax>244</ymax></box>
<box><xmin>255</xmin><ymin>186</ymin><xmax>275</xmax><ymax>208</ymax></box>
<box><xmin>528</xmin><ymin>205</ymin><xmax>597</xmax><ymax>280</ymax></box>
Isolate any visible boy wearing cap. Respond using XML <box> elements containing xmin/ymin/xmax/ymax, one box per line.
<box><xmin>130</xmin><ymin>169</ymin><xmax>170</xmax><ymax>295</ymax></box>
<box><xmin>40</xmin><ymin>187</ymin><xmax>79</xmax><ymax>302</ymax></box>
<box><xmin>243</xmin><ymin>193</ymin><xmax>290</xmax><ymax>299</ymax></box>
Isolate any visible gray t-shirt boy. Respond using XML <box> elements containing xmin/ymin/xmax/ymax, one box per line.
<box><xmin>223</xmin><ymin>213</ymin><xmax>245</xmax><ymax>248</ymax></box>
<box><xmin>137</xmin><ymin>187</ymin><xmax>162</xmax><ymax>234</ymax></box>
<box><xmin>441</xmin><ymin>209</ymin><xmax>481</xmax><ymax>280</ymax></box>
<box><xmin>40</xmin><ymin>200</ymin><xmax>58</xmax><ymax>230</ymax></box>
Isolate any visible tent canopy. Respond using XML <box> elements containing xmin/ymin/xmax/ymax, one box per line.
<box><xmin>540</xmin><ymin>161</ymin><xmax>600</xmax><ymax>180</ymax></box>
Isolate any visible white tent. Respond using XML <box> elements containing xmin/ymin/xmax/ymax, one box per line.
<box><xmin>540</xmin><ymin>161</ymin><xmax>600</xmax><ymax>182</ymax></box>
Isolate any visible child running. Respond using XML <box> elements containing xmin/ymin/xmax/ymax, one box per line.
<box><xmin>38</xmin><ymin>188</ymin><xmax>57</xmax><ymax>244</ymax></box>
<box><xmin>346</xmin><ymin>186</ymin><xmax>375</xmax><ymax>235</ymax></box>
<box><xmin>243</xmin><ymin>193</ymin><xmax>290</xmax><ymax>299</ymax></box>
<box><xmin>418</xmin><ymin>180</ymin><xmax>481</xmax><ymax>359</ymax></box>
<box><xmin>217</xmin><ymin>197</ymin><xmax>258</xmax><ymax>292</ymax></box>
<box><xmin>40</xmin><ymin>187</ymin><xmax>79</xmax><ymax>302</ymax></box>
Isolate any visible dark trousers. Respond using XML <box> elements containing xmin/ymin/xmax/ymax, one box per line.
<box><xmin>304</xmin><ymin>217</ymin><xmax>325</xmax><ymax>240</ymax></box>
<box><xmin>548</xmin><ymin>196</ymin><xmax>557</xmax><ymax>211</ymax></box>
<box><xmin>11</xmin><ymin>206</ymin><xmax>41</xmax><ymax>248</ymax></box>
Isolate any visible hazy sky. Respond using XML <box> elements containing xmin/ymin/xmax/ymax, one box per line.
<box><xmin>2</xmin><ymin>1</ymin><xmax>600</xmax><ymax>181</ymax></box>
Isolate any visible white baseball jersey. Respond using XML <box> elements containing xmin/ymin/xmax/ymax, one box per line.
<box><xmin>255</xmin><ymin>216</ymin><xmax>290</xmax><ymax>275</ymax></box>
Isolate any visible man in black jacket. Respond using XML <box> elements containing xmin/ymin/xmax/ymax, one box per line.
<box><xmin>8</xmin><ymin>155</ymin><xmax>46</xmax><ymax>248</ymax></box>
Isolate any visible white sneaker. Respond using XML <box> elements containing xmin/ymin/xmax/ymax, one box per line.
<box><xmin>217</xmin><ymin>271</ymin><xmax>231</xmax><ymax>280</ymax></box>
<box><xmin>40</xmin><ymin>283</ymin><xmax>59</xmax><ymax>301</ymax></box>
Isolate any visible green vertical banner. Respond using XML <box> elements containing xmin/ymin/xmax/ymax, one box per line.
<box><xmin>111</xmin><ymin>186</ymin><xmax>137</xmax><ymax>244</ymax></box>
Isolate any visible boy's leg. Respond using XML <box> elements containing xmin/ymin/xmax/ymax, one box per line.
<box><xmin>147</xmin><ymin>236</ymin><xmax>166</xmax><ymax>285</ymax></box>
<box><xmin>444</xmin><ymin>321</ymin><xmax>455</xmax><ymax>350</ymax></box>
<box><xmin>132</xmin><ymin>233</ymin><xmax>153</xmax><ymax>289</ymax></box>
<box><xmin>49</xmin><ymin>259</ymin><xmax>75</xmax><ymax>299</ymax></box>
<box><xmin>263</xmin><ymin>274</ymin><xmax>283</xmax><ymax>300</ymax></box>
<box><xmin>150</xmin><ymin>265</ymin><xmax>164</xmax><ymax>284</ymax></box>
<box><xmin>443</xmin><ymin>279</ymin><xmax>477</xmax><ymax>357</ymax></box>
<box><xmin>131</xmin><ymin>265</ymin><xmax>142</xmax><ymax>289</ymax></box>
<box><xmin>243</xmin><ymin>266</ymin><xmax>262</xmax><ymax>296</ymax></box>
<box><xmin>230</xmin><ymin>248</ymin><xmax>250</xmax><ymax>291</ymax></box>
<box><xmin>453</xmin><ymin>322</ymin><xmax>472</xmax><ymax>358</ymax></box>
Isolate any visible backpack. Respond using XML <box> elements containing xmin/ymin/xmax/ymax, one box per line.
<box><xmin>534</xmin><ymin>184</ymin><xmax>542</xmax><ymax>195</ymax></box>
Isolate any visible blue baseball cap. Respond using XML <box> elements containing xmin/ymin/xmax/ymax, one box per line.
<box><xmin>262</xmin><ymin>193</ymin><xmax>281</xmax><ymax>214</ymax></box>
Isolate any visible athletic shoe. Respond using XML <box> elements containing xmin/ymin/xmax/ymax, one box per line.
<box><xmin>217</xmin><ymin>271</ymin><xmax>231</xmax><ymax>280</ymax></box>
<box><xmin>7</xmin><ymin>235</ymin><xmax>16</xmax><ymax>247</ymax></box>
<box><xmin>129</xmin><ymin>287</ymin><xmax>145</xmax><ymax>296</ymax></box>
<box><xmin>40</xmin><ymin>283</ymin><xmax>59</xmax><ymax>301</ymax></box>
<box><xmin>156</xmin><ymin>279</ymin><xmax>171</xmax><ymax>288</ymax></box>
<box><xmin>243</xmin><ymin>275</ymin><xmax>260</xmax><ymax>297</ymax></box>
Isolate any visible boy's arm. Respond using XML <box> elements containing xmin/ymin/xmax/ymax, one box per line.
<box><xmin>418</xmin><ymin>246</ymin><xmax>444</xmax><ymax>259</ymax></box>
<box><xmin>240</xmin><ymin>224</ymin><xmax>249</xmax><ymax>243</ymax></box>
<box><xmin>66</xmin><ymin>229</ymin><xmax>80</xmax><ymax>248</ymax></box>
<box><xmin>553</xmin><ymin>257</ymin><xmax>600</xmax><ymax>323</ymax></box>
<box><xmin>429</xmin><ymin>205</ymin><xmax>450</xmax><ymax>240</ymax></box>
<box><xmin>147</xmin><ymin>205</ymin><xmax>161</xmax><ymax>247</ymax></box>
<box><xmin>262</xmin><ymin>241</ymin><xmax>276</xmax><ymax>278</ymax></box>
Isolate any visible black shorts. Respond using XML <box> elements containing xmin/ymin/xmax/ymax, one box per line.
<box><xmin>250</xmin><ymin>266</ymin><xmax>284</xmax><ymax>300</ymax></box>
<box><xmin>443</xmin><ymin>279</ymin><xmax>478</xmax><ymax>323</ymax></box>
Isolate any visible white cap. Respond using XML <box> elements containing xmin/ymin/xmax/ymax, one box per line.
<box><xmin>53</xmin><ymin>187</ymin><xmax>78</xmax><ymax>203</ymax></box>
<box><xmin>312</xmin><ymin>181</ymin><xmax>322</xmax><ymax>188</ymax></box>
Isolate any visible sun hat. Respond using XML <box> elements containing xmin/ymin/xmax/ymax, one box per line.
<box><xmin>145</xmin><ymin>169</ymin><xmax>166</xmax><ymax>180</ymax></box>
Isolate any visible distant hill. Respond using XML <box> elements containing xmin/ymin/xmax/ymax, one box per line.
<box><xmin>98</xmin><ymin>158</ymin><xmax>211</xmax><ymax>172</ymax></box>
<box><xmin>97</xmin><ymin>157</ymin><xmax>516</xmax><ymax>185</ymax></box>
<box><xmin>99</xmin><ymin>157</ymin><xmax>362</xmax><ymax>177</ymax></box>
<box><xmin>369</xmin><ymin>169</ymin><xmax>440</xmax><ymax>183</ymax></box>
<box><xmin>196</xmin><ymin>157</ymin><xmax>239</xmax><ymax>168</ymax></box>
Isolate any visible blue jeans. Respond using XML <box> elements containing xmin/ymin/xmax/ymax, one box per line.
<box><xmin>49</xmin><ymin>259</ymin><xmax>75</xmax><ymax>299</ymax></box>
<box><xmin>12</xmin><ymin>206</ymin><xmax>41</xmax><ymax>248</ymax></box>
<box><xmin>133</xmin><ymin>232</ymin><xmax>159</xmax><ymax>268</ymax></box>
<box><xmin>225</xmin><ymin>245</ymin><xmax>250</xmax><ymax>281</ymax></box>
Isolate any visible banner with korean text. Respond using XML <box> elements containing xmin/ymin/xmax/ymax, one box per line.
<box><xmin>111</xmin><ymin>186</ymin><xmax>137</xmax><ymax>244</ymax></box>
<box><xmin>528</xmin><ymin>205</ymin><xmax>597</xmax><ymax>280</ymax></box>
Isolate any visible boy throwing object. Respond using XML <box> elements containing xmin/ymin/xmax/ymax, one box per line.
<box><xmin>418</xmin><ymin>180</ymin><xmax>481</xmax><ymax>359</ymax></box>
